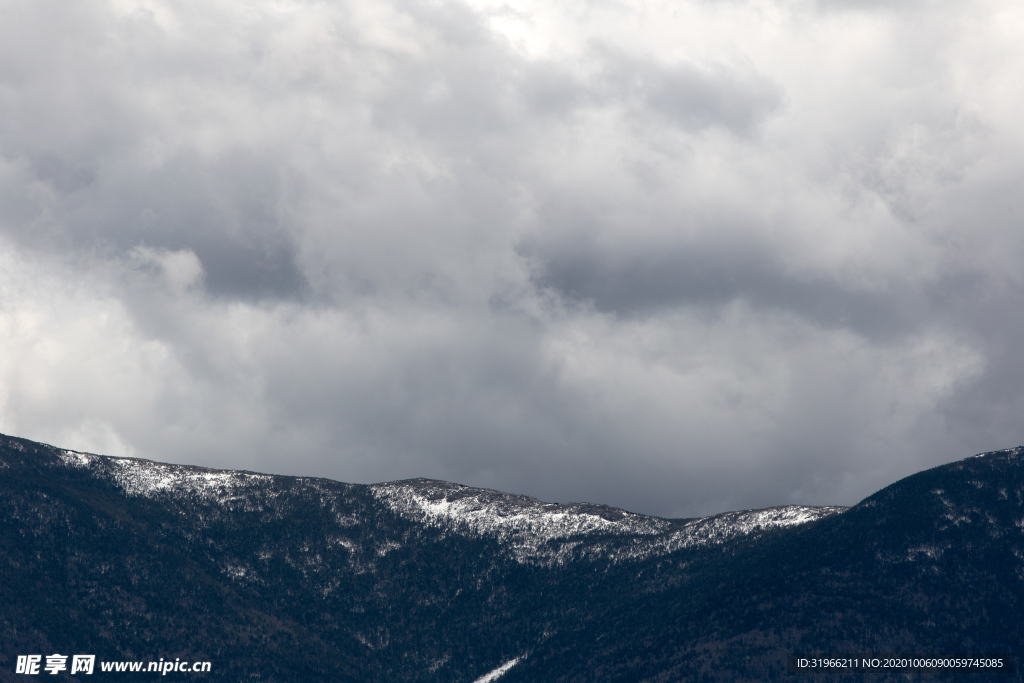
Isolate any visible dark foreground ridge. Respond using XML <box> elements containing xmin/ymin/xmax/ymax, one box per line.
<box><xmin>1</xmin><ymin>433</ymin><xmax>1022</xmax><ymax>681</ymax></box>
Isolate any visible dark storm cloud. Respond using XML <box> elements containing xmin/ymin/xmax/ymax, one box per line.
<box><xmin>0</xmin><ymin>7</ymin><xmax>310</xmax><ymax>300</ymax></box>
<box><xmin>112</xmin><ymin>152</ymin><xmax>308</xmax><ymax>300</ymax></box>
<box><xmin>0</xmin><ymin>0</ymin><xmax>1021</xmax><ymax>518</ymax></box>
<box><xmin>14</xmin><ymin>147</ymin><xmax>308</xmax><ymax>299</ymax></box>
<box><xmin>522</xmin><ymin>234</ymin><xmax>933</xmax><ymax>338</ymax></box>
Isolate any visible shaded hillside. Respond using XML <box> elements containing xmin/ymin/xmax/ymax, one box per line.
<box><xmin>0</xmin><ymin>433</ymin><xmax>1021</xmax><ymax>681</ymax></box>
<box><xmin>506</xmin><ymin>449</ymin><xmax>1024</xmax><ymax>681</ymax></box>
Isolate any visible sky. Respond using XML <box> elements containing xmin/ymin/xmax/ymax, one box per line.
<box><xmin>1</xmin><ymin>0</ymin><xmax>1023</xmax><ymax>518</ymax></box>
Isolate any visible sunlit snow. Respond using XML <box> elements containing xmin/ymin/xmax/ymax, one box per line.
<box><xmin>57</xmin><ymin>449</ymin><xmax>269</xmax><ymax>501</ymax></box>
<box><xmin>372</xmin><ymin>479</ymin><xmax>844</xmax><ymax>564</ymax></box>
<box><xmin>472</xmin><ymin>657</ymin><xmax>520</xmax><ymax>683</ymax></box>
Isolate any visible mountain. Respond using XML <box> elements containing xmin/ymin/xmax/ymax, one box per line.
<box><xmin>0</xmin><ymin>432</ymin><xmax>1021</xmax><ymax>681</ymax></box>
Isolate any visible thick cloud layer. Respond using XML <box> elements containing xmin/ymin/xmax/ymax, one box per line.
<box><xmin>1</xmin><ymin>0</ymin><xmax>1022</xmax><ymax>517</ymax></box>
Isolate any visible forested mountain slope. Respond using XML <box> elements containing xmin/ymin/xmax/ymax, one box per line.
<box><xmin>0</xmin><ymin>433</ymin><xmax>1020</xmax><ymax>681</ymax></box>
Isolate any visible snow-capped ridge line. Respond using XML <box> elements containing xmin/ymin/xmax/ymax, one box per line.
<box><xmin>370</xmin><ymin>479</ymin><xmax>846</xmax><ymax>564</ymax></box>
<box><xmin>56</xmin><ymin>448</ymin><xmax>272</xmax><ymax>501</ymax></box>
<box><xmin>7</xmin><ymin>433</ymin><xmax>1024</xmax><ymax>568</ymax></box>
<box><xmin>44</xmin><ymin>441</ymin><xmax>848</xmax><ymax>564</ymax></box>
<box><xmin>972</xmin><ymin>446</ymin><xmax>1024</xmax><ymax>459</ymax></box>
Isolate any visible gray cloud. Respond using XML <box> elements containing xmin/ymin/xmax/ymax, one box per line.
<box><xmin>0</xmin><ymin>0</ymin><xmax>1021</xmax><ymax>518</ymax></box>
<box><xmin>594</xmin><ymin>49</ymin><xmax>782</xmax><ymax>135</ymax></box>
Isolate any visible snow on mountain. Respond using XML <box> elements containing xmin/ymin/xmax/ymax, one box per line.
<box><xmin>371</xmin><ymin>479</ymin><xmax>845</xmax><ymax>564</ymax></box>
<box><xmin>51</xmin><ymin>448</ymin><xmax>844</xmax><ymax>565</ymax></box>
<box><xmin>472</xmin><ymin>657</ymin><xmax>521</xmax><ymax>682</ymax></box>
<box><xmin>57</xmin><ymin>449</ymin><xmax>271</xmax><ymax>503</ymax></box>
<box><xmin>971</xmin><ymin>446</ymin><xmax>1024</xmax><ymax>459</ymax></box>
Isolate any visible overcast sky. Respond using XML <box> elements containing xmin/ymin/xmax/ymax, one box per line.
<box><xmin>1</xmin><ymin>0</ymin><xmax>1022</xmax><ymax>517</ymax></box>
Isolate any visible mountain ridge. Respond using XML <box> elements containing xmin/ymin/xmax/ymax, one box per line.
<box><xmin>23</xmin><ymin>435</ymin><xmax>847</xmax><ymax>566</ymax></box>
<box><xmin>2</xmin><ymin>432</ymin><xmax>1023</xmax><ymax>681</ymax></box>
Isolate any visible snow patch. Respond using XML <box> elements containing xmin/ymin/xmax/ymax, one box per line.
<box><xmin>58</xmin><ymin>450</ymin><xmax>100</xmax><ymax>468</ymax></box>
<box><xmin>376</xmin><ymin>540</ymin><xmax>401</xmax><ymax>556</ymax></box>
<box><xmin>106</xmin><ymin>458</ymin><xmax>270</xmax><ymax>501</ymax></box>
<box><xmin>58</xmin><ymin>449</ymin><xmax>269</xmax><ymax>503</ymax></box>
<box><xmin>907</xmin><ymin>545</ymin><xmax>944</xmax><ymax>561</ymax></box>
<box><xmin>225</xmin><ymin>564</ymin><xmax>249</xmax><ymax>579</ymax></box>
<box><xmin>473</xmin><ymin>657</ymin><xmax>520</xmax><ymax>682</ymax></box>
